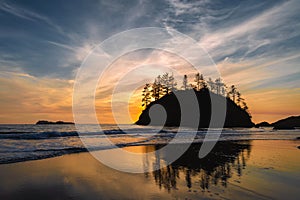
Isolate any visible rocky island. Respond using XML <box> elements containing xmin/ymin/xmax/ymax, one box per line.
<box><xmin>36</xmin><ymin>120</ymin><xmax>74</xmax><ymax>125</ymax></box>
<box><xmin>135</xmin><ymin>73</ymin><xmax>254</xmax><ymax>129</ymax></box>
<box><xmin>255</xmin><ymin>116</ymin><xmax>300</xmax><ymax>129</ymax></box>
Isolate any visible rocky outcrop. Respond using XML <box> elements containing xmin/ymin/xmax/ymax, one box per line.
<box><xmin>272</xmin><ymin>116</ymin><xmax>300</xmax><ymax>129</ymax></box>
<box><xmin>36</xmin><ymin>120</ymin><xmax>74</xmax><ymax>125</ymax></box>
<box><xmin>136</xmin><ymin>89</ymin><xmax>254</xmax><ymax>128</ymax></box>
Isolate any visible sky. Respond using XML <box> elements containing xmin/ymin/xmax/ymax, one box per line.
<box><xmin>0</xmin><ymin>0</ymin><xmax>299</xmax><ymax>124</ymax></box>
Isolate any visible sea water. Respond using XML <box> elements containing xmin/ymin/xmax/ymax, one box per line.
<box><xmin>0</xmin><ymin>124</ymin><xmax>299</xmax><ymax>164</ymax></box>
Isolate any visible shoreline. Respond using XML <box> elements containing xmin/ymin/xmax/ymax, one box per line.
<box><xmin>0</xmin><ymin>139</ymin><xmax>299</xmax><ymax>199</ymax></box>
<box><xmin>0</xmin><ymin>138</ymin><xmax>299</xmax><ymax>166</ymax></box>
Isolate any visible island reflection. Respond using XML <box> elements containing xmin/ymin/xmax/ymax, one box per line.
<box><xmin>144</xmin><ymin>141</ymin><xmax>251</xmax><ymax>192</ymax></box>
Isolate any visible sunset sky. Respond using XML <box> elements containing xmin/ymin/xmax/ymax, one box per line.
<box><xmin>0</xmin><ymin>0</ymin><xmax>299</xmax><ymax>124</ymax></box>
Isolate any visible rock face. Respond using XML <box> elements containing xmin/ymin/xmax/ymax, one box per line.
<box><xmin>36</xmin><ymin>120</ymin><xmax>74</xmax><ymax>125</ymax></box>
<box><xmin>136</xmin><ymin>89</ymin><xmax>254</xmax><ymax>128</ymax></box>
<box><xmin>272</xmin><ymin>116</ymin><xmax>300</xmax><ymax>129</ymax></box>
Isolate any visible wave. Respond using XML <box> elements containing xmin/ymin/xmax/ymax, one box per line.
<box><xmin>1</xmin><ymin>137</ymin><xmax>299</xmax><ymax>165</ymax></box>
<box><xmin>0</xmin><ymin>130</ymin><xmax>132</xmax><ymax>140</ymax></box>
<box><xmin>0</xmin><ymin>127</ymin><xmax>299</xmax><ymax>140</ymax></box>
<box><xmin>0</xmin><ymin>147</ymin><xmax>88</xmax><ymax>164</ymax></box>
<box><xmin>0</xmin><ymin>131</ymin><xmax>80</xmax><ymax>139</ymax></box>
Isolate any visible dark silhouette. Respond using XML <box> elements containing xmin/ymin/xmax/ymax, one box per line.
<box><xmin>142</xmin><ymin>83</ymin><xmax>151</xmax><ymax>109</ymax></box>
<box><xmin>214</xmin><ymin>78</ymin><xmax>225</xmax><ymax>95</ymax></box>
<box><xmin>36</xmin><ymin>120</ymin><xmax>74</xmax><ymax>125</ymax></box>
<box><xmin>255</xmin><ymin>116</ymin><xmax>300</xmax><ymax>129</ymax></box>
<box><xmin>255</xmin><ymin>121</ymin><xmax>272</xmax><ymax>128</ymax></box>
<box><xmin>148</xmin><ymin>141</ymin><xmax>251</xmax><ymax>192</ymax></box>
<box><xmin>272</xmin><ymin>116</ymin><xmax>300</xmax><ymax>129</ymax></box>
<box><xmin>136</xmin><ymin>73</ymin><xmax>254</xmax><ymax>128</ymax></box>
<box><xmin>193</xmin><ymin>73</ymin><xmax>207</xmax><ymax>91</ymax></box>
<box><xmin>136</xmin><ymin>89</ymin><xmax>254</xmax><ymax>128</ymax></box>
<box><xmin>228</xmin><ymin>85</ymin><xmax>237</xmax><ymax>103</ymax></box>
<box><xmin>182</xmin><ymin>74</ymin><xmax>188</xmax><ymax>90</ymax></box>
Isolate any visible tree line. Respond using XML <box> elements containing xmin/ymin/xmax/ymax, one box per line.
<box><xmin>142</xmin><ymin>72</ymin><xmax>250</xmax><ymax>114</ymax></box>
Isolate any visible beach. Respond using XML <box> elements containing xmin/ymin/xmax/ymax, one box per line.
<box><xmin>0</xmin><ymin>139</ymin><xmax>299</xmax><ymax>200</ymax></box>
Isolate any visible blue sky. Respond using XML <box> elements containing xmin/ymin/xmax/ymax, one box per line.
<box><xmin>0</xmin><ymin>0</ymin><xmax>299</xmax><ymax>123</ymax></box>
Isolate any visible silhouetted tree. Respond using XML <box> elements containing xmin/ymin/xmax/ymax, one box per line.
<box><xmin>168</xmin><ymin>73</ymin><xmax>177</xmax><ymax>92</ymax></box>
<box><xmin>194</xmin><ymin>73</ymin><xmax>201</xmax><ymax>91</ymax></box>
<box><xmin>182</xmin><ymin>75</ymin><xmax>188</xmax><ymax>90</ymax></box>
<box><xmin>199</xmin><ymin>74</ymin><xmax>208</xmax><ymax>90</ymax></box>
<box><xmin>207</xmin><ymin>77</ymin><xmax>215</xmax><ymax>92</ymax></box>
<box><xmin>141</xmin><ymin>73</ymin><xmax>252</xmax><ymax>118</ymax></box>
<box><xmin>221</xmin><ymin>84</ymin><xmax>227</xmax><ymax>96</ymax></box>
<box><xmin>194</xmin><ymin>73</ymin><xmax>207</xmax><ymax>91</ymax></box>
<box><xmin>161</xmin><ymin>73</ymin><xmax>170</xmax><ymax>94</ymax></box>
<box><xmin>142</xmin><ymin>83</ymin><xmax>151</xmax><ymax>109</ymax></box>
<box><xmin>215</xmin><ymin>78</ymin><xmax>225</xmax><ymax>95</ymax></box>
<box><xmin>236</xmin><ymin>91</ymin><xmax>245</xmax><ymax>107</ymax></box>
<box><xmin>228</xmin><ymin>85</ymin><xmax>237</xmax><ymax>103</ymax></box>
<box><xmin>152</xmin><ymin>77</ymin><xmax>164</xmax><ymax>101</ymax></box>
<box><xmin>242</xmin><ymin>102</ymin><xmax>249</xmax><ymax>112</ymax></box>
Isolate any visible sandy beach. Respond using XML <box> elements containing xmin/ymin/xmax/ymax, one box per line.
<box><xmin>0</xmin><ymin>139</ymin><xmax>299</xmax><ymax>200</ymax></box>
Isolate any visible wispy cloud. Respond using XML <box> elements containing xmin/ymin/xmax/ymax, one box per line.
<box><xmin>0</xmin><ymin>0</ymin><xmax>299</xmax><ymax>123</ymax></box>
<box><xmin>0</xmin><ymin>71</ymin><xmax>74</xmax><ymax>123</ymax></box>
<box><xmin>0</xmin><ymin>1</ymin><xmax>65</xmax><ymax>34</ymax></box>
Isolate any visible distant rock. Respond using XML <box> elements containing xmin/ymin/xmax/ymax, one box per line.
<box><xmin>36</xmin><ymin>120</ymin><xmax>74</xmax><ymax>125</ymax></box>
<box><xmin>272</xmin><ymin>116</ymin><xmax>300</xmax><ymax>130</ymax></box>
<box><xmin>255</xmin><ymin>121</ymin><xmax>272</xmax><ymax>128</ymax></box>
<box><xmin>136</xmin><ymin>89</ymin><xmax>254</xmax><ymax>129</ymax></box>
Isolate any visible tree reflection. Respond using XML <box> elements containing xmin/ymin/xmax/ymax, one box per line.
<box><xmin>148</xmin><ymin>141</ymin><xmax>251</xmax><ymax>192</ymax></box>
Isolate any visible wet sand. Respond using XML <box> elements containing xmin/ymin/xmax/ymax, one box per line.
<box><xmin>0</xmin><ymin>140</ymin><xmax>299</xmax><ymax>200</ymax></box>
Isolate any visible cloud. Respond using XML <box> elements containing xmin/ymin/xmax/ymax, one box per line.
<box><xmin>245</xmin><ymin>88</ymin><xmax>300</xmax><ymax>123</ymax></box>
<box><xmin>0</xmin><ymin>1</ymin><xmax>65</xmax><ymax>34</ymax></box>
<box><xmin>0</xmin><ymin>0</ymin><xmax>299</xmax><ymax>123</ymax></box>
<box><xmin>0</xmin><ymin>71</ymin><xmax>74</xmax><ymax>123</ymax></box>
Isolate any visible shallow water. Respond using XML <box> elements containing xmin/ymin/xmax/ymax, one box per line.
<box><xmin>0</xmin><ymin>140</ymin><xmax>299</xmax><ymax>199</ymax></box>
<box><xmin>0</xmin><ymin>124</ymin><xmax>300</xmax><ymax>164</ymax></box>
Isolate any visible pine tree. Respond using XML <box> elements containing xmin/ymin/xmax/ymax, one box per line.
<box><xmin>182</xmin><ymin>74</ymin><xmax>188</xmax><ymax>90</ymax></box>
<box><xmin>242</xmin><ymin>102</ymin><xmax>251</xmax><ymax>117</ymax></box>
<box><xmin>199</xmin><ymin>74</ymin><xmax>207</xmax><ymax>90</ymax></box>
<box><xmin>151</xmin><ymin>79</ymin><xmax>159</xmax><ymax>101</ymax></box>
<box><xmin>152</xmin><ymin>76</ymin><xmax>165</xmax><ymax>100</ymax></box>
<box><xmin>229</xmin><ymin>85</ymin><xmax>237</xmax><ymax>103</ymax></box>
<box><xmin>215</xmin><ymin>78</ymin><xmax>225</xmax><ymax>95</ymax></box>
<box><xmin>168</xmin><ymin>73</ymin><xmax>177</xmax><ymax>92</ymax></box>
<box><xmin>142</xmin><ymin>83</ymin><xmax>151</xmax><ymax>109</ymax></box>
<box><xmin>207</xmin><ymin>77</ymin><xmax>215</xmax><ymax>92</ymax></box>
<box><xmin>194</xmin><ymin>73</ymin><xmax>201</xmax><ymax>91</ymax></box>
<box><xmin>161</xmin><ymin>73</ymin><xmax>170</xmax><ymax>95</ymax></box>
<box><xmin>221</xmin><ymin>84</ymin><xmax>227</xmax><ymax>96</ymax></box>
<box><xmin>236</xmin><ymin>91</ymin><xmax>245</xmax><ymax>107</ymax></box>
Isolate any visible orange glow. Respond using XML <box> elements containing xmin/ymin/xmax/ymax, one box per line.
<box><xmin>1</xmin><ymin>53</ymin><xmax>299</xmax><ymax>124</ymax></box>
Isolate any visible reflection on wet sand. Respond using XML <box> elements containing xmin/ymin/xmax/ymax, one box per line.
<box><xmin>147</xmin><ymin>141</ymin><xmax>251</xmax><ymax>192</ymax></box>
<box><xmin>0</xmin><ymin>140</ymin><xmax>299</xmax><ymax>199</ymax></box>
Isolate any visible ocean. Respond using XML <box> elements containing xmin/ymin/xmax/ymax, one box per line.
<box><xmin>0</xmin><ymin>124</ymin><xmax>299</xmax><ymax>164</ymax></box>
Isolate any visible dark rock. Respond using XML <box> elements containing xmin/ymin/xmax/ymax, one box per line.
<box><xmin>255</xmin><ymin>121</ymin><xmax>272</xmax><ymax>128</ymax></box>
<box><xmin>136</xmin><ymin>89</ymin><xmax>254</xmax><ymax>129</ymax></box>
<box><xmin>272</xmin><ymin>116</ymin><xmax>300</xmax><ymax>130</ymax></box>
<box><xmin>36</xmin><ymin>120</ymin><xmax>74</xmax><ymax>125</ymax></box>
